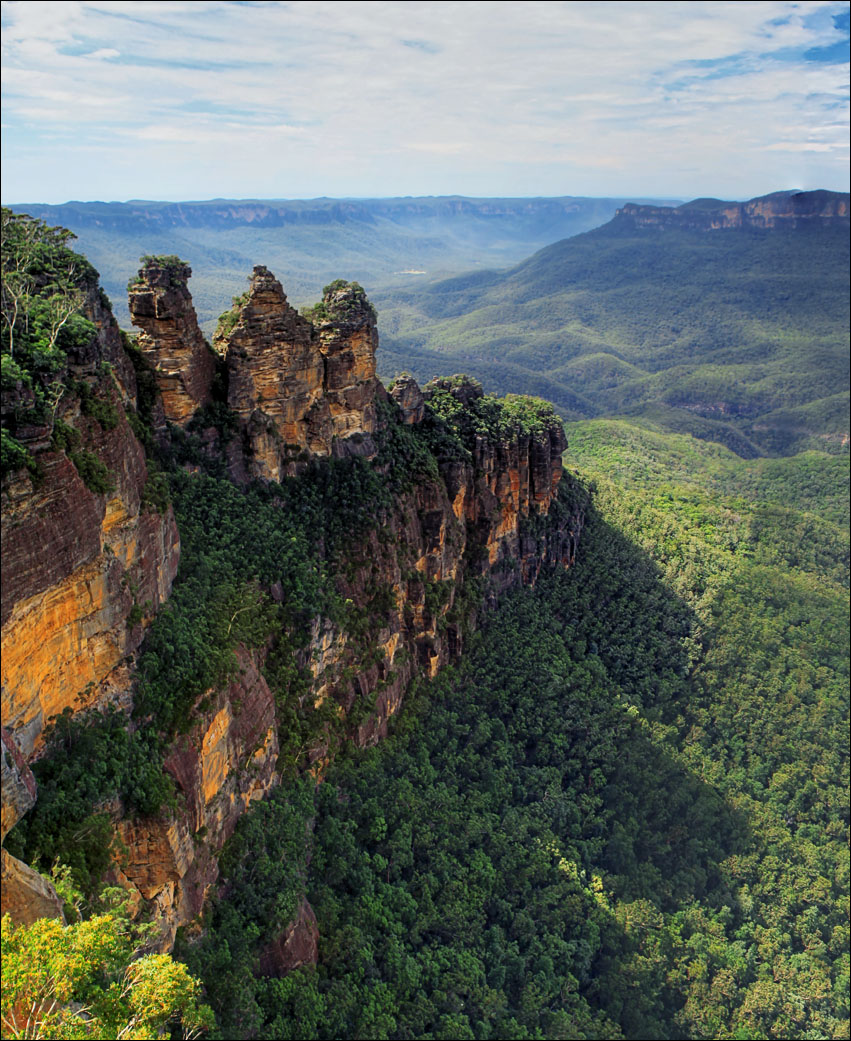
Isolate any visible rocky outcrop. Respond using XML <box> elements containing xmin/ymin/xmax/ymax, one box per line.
<box><xmin>112</xmin><ymin>647</ymin><xmax>279</xmax><ymax>948</ymax></box>
<box><xmin>221</xmin><ymin>269</ymin><xmax>382</xmax><ymax>482</ymax></box>
<box><xmin>128</xmin><ymin>258</ymin><xmax>216</xmax><ymax>427</ymax></box>
<box><xmin>1</xmin><ymin>729</ymin><xmax>64</xmax><ymax>925</ymax></box>
<box><xmin>314</xmin><ymin>280</ymin><xmax>381</xmax><ymax>451</ymax></box>
<box><xmin>618</xmin><ymin>189</ymin><xmax>850</xmax><ymax>232</ymax></box>
<box><xmin>1</xmin><ymin>849</ymin><xmax>65</xmax><ymax>926</ymax></box>
<box><xmin>390</xmin><ymin>374</ymin><xmax>425</xmax><ymax>425</ymax></box>
<box><xmin>256</xmin><ymin>898</ymin><xmax>319</xmax><ymax>977</ymax></box>
<box><xmin>221</xmin><ymin>267</ymin><xmax>324</xmax><ymax>481</ymax></box>
<box><xmin>1</xmin><ymin>728</ymin><xmax>36</xmax><ymax>841</ymax></box>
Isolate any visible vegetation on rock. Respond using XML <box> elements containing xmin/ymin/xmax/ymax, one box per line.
<box><xmin>1</xmin><ymin>208</ymin><xmax>100</xmax><ymax>476</ymax></box>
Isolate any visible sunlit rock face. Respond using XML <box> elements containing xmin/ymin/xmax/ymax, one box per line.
<box><xmin>112</xmin><ymin>647</ymin><xmax>279</xmax><ymax>948</ymax></box>
<box><xmin>1</xmin><ymin>275</ymin><xmax>179</xmax><ymax>927</ymax></box>
<box><xmin>1</xmin><ymin>424</ymin><xmax>179</xmax><ymax>760</ymax></box>
<box><xmin>1</xmin><ymin>270</ymin><xmax>180</xmax><ymax>764</ymax></box>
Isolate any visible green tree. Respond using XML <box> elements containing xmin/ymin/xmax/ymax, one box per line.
<box><xmin>1</xmin><ymin>912</ymin><xmax>213</xmax><ymax>1040</ymax></box>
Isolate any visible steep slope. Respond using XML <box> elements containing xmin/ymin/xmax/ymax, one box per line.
<box><xmin>1</xmin><ymin>215</ymin><xmax>182</xmax><ymax>924</ymax></box>
<box><xmin>178</xmin><ymin>420</ymin><xmax>848</xmax><ymax>1041</ymax></box>
<box><xmin>376</xmin><ymin>189</ymin><xmax>850</xmax><ymax>457</ymax></box>
<box><xmin>2</xmin><ymin>231</ymin><xmax>584</xmax><ymax>948</ymax></box>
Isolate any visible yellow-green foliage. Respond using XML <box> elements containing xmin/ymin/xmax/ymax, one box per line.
<box><xmin>1</xmin><ymin>912</ymin><xmax>212</xmax><ymax>1040</ymax></box>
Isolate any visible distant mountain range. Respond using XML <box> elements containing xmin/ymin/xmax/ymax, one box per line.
<box><xmin>375</xmin><ymin>190</ymin><xmax>850</xmax><ymax>457</ymax></box>
<box><xmin>8</xmin><ymin>189</ymin><xmax>847</xmax><ymax>458</ymax></box>
<box><xmin>4</xmin><ymin>195</ymin><xmax>680</xmax><ymax>331</ymax></box>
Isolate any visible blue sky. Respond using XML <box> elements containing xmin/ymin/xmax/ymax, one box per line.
<box><xmin>1</xmin><ymin>0</ymin><xmax>848</xmax><ymax>203</ymax></box>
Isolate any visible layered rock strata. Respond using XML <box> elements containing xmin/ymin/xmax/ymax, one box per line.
<box><xmin>1</xmin><ymin>413</ymin><xmax>179</xmax><ymax>758</ymax></box>
<box><xmin>1</xmin><ymin>278</ymin><xmax>180</xmax><ymax>925</ymax></box>
<box><xmin>111</xmin><ymin>648</ymin><xmax>279</xmax><ymax>948</ymax></box>
<box><xmin>312</xmin><ymin>376</ymin><xmax>580</xmax><ymax>749</ymax></box>
<box><xmin>220</xmin><ymin>268</ymin><xmax>383</xmax><ymax>482</ymax></box>
<box><xmin>1</xmin><ymin>273</ymin><xmax>180</xmax><ymax>759</ymax></box>
<box><xmin>128</xmin><ymin>258</ymin><xmax>216</xmax><ymax>426</ymax></box>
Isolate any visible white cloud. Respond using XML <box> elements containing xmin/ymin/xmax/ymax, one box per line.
<box><xmin>1</xmin><ymin>0</ymin><xmax>848</xmax><ymax>201</ymax></box>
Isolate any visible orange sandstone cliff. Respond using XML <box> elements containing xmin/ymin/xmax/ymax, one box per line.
<box><xmin>1</xmin><ymin>271</ymin><xmax>180</xmax><ymax>923</ymax></box>
<box><xmin>127</xmin><ymin>258</ymin><xmax>217</xmax><ymax>427</ymax></box>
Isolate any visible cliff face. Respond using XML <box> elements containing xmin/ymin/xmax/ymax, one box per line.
<box><xmin>618</xmin><ymin>189</ymin><xmax>850</xmax><ymax>231</ymax></box>
<box><xmin>1</xmin><ymin>266</ymin><xmax>182</xmax><ymax>924</ymax></box>
<box><xmin>220</xmin><ymin>268</ymin><xmax>382</xmax><ymax>482</ymax></box>
<box><xmin>1</xmin><ymin>281</ymin><xmax>180</xmax><ymax>760</ymax></box>
<box><xmin>1</xmin><ymin>259</ymin><xmax>584</xmax><ymax>952</ymax></box>
<box><xmin>111</xmin><ymin>647</ymin><xmax>278</xmax><ymax>947</ymax></box>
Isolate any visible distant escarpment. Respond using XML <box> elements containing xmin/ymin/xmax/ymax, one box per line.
<box><xmin>2</xmin><ymin>237</ymin><xmax>584</xmax><ymax>948</ymax></box>
<box><xmin>617</xmin><ymin>188</ymin><xmax>850</xmax><ymax>231</ymax></box>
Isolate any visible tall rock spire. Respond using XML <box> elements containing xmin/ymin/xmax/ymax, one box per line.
<box><xmin>128</xmin><ymin>257</ymin><xmax>216</xmax><ymax>427</ymax></box>
<box><xmin>219</xmin><ymin>268</ymin><xmax>384</xmax><ymax>482</ymax></box>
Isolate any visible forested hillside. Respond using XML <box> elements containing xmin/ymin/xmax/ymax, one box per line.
<box><xmin>172</xmin><ymin>424</ymin><xmax>849</xmax><ymax>1040</ymax></box>
<box><xmin>376</xmin><ymin>192</ymin><xmax>850</xmax><ymax>458</ymax></box>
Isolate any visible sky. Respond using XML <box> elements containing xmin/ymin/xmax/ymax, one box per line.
<box><xmin>1</xmin><ymin>0</ymin><xmax>849</xmax><ymax>204</ymax></box>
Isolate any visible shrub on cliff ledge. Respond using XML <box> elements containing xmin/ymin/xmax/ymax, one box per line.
<box><xmin>127</xmin><ymin>254</ymin><xmax>189</xmax><ymax>290</ymax></box>
<box><xmin>301</xmin><ymin>279</ymin><xmax>376</xmax><ymax>325</ymax></box>
<box><xmin>425</xmin><ymin>374</ymin><xmax>563</xmax><ymax>443</ymax></box>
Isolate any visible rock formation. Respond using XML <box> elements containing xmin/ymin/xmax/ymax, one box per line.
<box><xmin>128</xmin><ymin>257</ymin><xmax>217</xmax><ymax>427</ymax></box>
<box><xmin>220</xmin><ymin>268</ymin><xmax>383</xmax><ymax>482</ymax></box>
<box><xmin>1</xmin><ymin>731</ymin><xmax>65</xmax><ymax>925</ymax></box>
<box><xmin>256</xmin><ymin>898</ymin><xmax>319</xmax><ymax>977</ymax></box>
<box><xmin>389</xmin><ymin>374</ymin><xmax>425</xmax><ymax>425</ymax></box>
